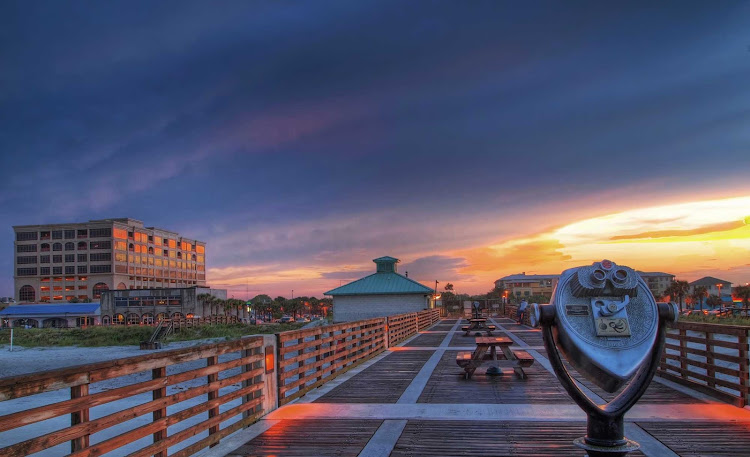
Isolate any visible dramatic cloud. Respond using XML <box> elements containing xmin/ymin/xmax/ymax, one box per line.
<box><xmin>2</xmin><ymin>2</ymin><xmax>750</xmax><ymax>297</ymax></box>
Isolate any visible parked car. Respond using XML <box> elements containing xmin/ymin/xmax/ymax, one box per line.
<box><xmin>280</xmin><ymin>316</ymin><xmax>295</xmax><ymax>323</ymax></box>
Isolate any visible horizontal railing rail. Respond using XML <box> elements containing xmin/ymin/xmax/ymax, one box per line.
<box><xmin>417</xmin><ymin>309</ymin><xmax>441</xmax><ymax>331</ymax></box>
<box><xmin>658</xmin><ymin>321</ymin><xmax>750</xmax><ymax>407</ymax></box>
<box><xmin>387</xmin><ymin>312</ymin><xmax>418</xmax><ymax>347</ymax></box>
<box><xmin>276</xmin><ymin>318</ymin><xmax>386</xmax><ymax>406</ymax></box>
<box><xmin>0</xmin><ymin>336</ymin><xmax>268</xmax><ymax>457</ymax></box>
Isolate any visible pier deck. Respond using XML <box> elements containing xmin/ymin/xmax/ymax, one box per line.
<box><xmin>209</xmin><ymin>318</ymin><xmax>750</xmax><ymax>457</ymax></box>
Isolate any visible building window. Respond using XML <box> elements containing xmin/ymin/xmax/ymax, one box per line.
<box><xmin>40</xmin><ymin>231</ymin><xmax>51</xmax><ymax>240</ymax></box>
<box><xmin>113</xmin><ymin>313</ymin><xmax>125</xmax><ymax>325</ymax></box>
<box><xmin>114</xmin><ymin>228</ymin><xmax>128</xmax><ymax>239</ymax></box>
<box><xmin>64</xmin><ymin>230</ymin><xmax>76</xmax><ymax>239</ymax></box>
<box><xmin>89</xmin><ymin>228</ymin><xmax>112</xmax><ymax>238</ymax></box>
<box><xmin>65</xmin><ymin>266</ymin><xmax>75</xmax><ymax>275</ymax></box>
<box><xmin>41</xmin><ymin>243</ymin><xmax>50</xmax><ymax>252</ymax></box>
<box><xmin>93</xmin><ymin>282</ymin><xmax>109</xmax><ymax>299</ymax></box>
<box><xmin>114</xmin><ymin>241</ymin><xmax>126</xmax><ymax>251</ymax></box>
<box><xmin>78</xmin><ymin>241</ymin><xmax>87</xmax><ymax>250</ymax></box>
<box><xmin>53</xmin><ymin>255</ymin><xmax>62</xmax><ymax>263</ymax></box>
<box><xmin>53</xmin><ymin>267</ymin><xmax>62</xmax><ymax>275</ymax></box>
<box><xmin>102</xmin><ymin>315</ymin><xmax>111</xmax><ymax>325</ymax></box>
<box><xmin>52</xmin><ymin>230</ymin><xmax>63</xmax><ymax>239</ymax></box>
<box><xmin>16</xmin><ymin>244</ymin><xmax>37</xmax><ymax>253</ymax></box>
<box><xmin>90</xmin><ymin>252</ymin><xmax>111</xmax><ymax>262</ymax></box>
<box><xmin>77</xmin><ymin>229</ymin><xmax>87</xmax><ymax>238</ymax></box>
<box><xmin>16</xmin><ymin>231</ymin><xmax>38</xmax><ymax>241</ymax></box>
<box><xmin>65</xmin><ymin>254</ymin><xmax>75</xmax><ymax>263</ymax></box>
<box><xmin>65</xmin><ymin>242</ymin><xmax>75</xmax><ymax>251</ymax></box>
<box><xmin>78</xmin><ymin>254</ymin><xmax>87</xmax><ymax>262</ymax></box>
<box><xmin>19</xmin><ymin>285</ymin><xmax>35</xmax><ymax>301</ymax></box>
<box><xmin>17</xmin><ymin>268</ymin><xmax>37</xmax><ymax>276</ymax></box>
<box><xmin>172</xmin><ymin>312</ymin><xmax>184</xmax><ymax>320</ymax></box>
<box><xmin>40</xmin><ymin>267</ymin><xmax>50</xmax><ymax>275</ymax></box>
<box><xmin>77</xmin><ymin>265</ymin><xmax>88</xmax><ymax>274</ymax></box>
<box><xmin>40</xmin><ymin>254</ymin><xmax>49</xmax><ymax>262</ymax></box>
<box><xmin>90</xmin><ymin>265</ymin><xmax>112</xmax><ymax>274</ymax></box>
<box><xmin>16</xmin><ymin>256</ymin><xmax>37</xmax><ymax>264</ymax></box>
<box><xmin>142</xmin><ymin>313</ymin><xmax>154</xmax><ymax>325</ymax></box>
<box><xmin>90</xmin><ymin>241</ymin><xmax>111</xmax><ymax>250</ymax></box>
<box><xmin>127</xmin><ymin>313</ymin><xmax>140</xmax><ymax>325</ymax></box>
<box><xmin>53</xmin><ymin>243</ymin><xmax>62</xmax><ymax>251</ymax></box>
<box><xmin>128</xmin><ymin>243</ymin><xmax>135</xmax><ymax>252</ymax></box>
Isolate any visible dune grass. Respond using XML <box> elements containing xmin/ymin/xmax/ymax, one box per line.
<box><xmin>679</xmin><ymin>313</ymin><xmax>750</xmax><ymax>327</ymax></box>
<box><xmin>0</xmin><ymin>322</ymin><xmax>306</xmax><ymax>347</ymax></box>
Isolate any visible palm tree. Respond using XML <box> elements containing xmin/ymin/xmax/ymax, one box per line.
<box><xmin>664</xmin><ymin>280</ymin><xmax>690</xmax><ymax>313</ymax></box>
<box><xmin>692</xmin><ymin>286</ymin><xmax>708</xmax><ymax>311</ymax></box>
<box><xmin>197</xmin><ymin>293</ymin><xmax>214</xmax><ymax>318</ymax></box>
<box><xmin>734</xmin><ymin>285</ymin><xmax>750</xmax><ymax>316</ymax></box>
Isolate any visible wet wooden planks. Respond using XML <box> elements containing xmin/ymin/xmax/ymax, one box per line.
<box><xmin>418</xmin><ymin>351</ymin><xmax>574</xmax><ymax>404</ymax></box>
<box><xmin>558</xmin><ymin>358</ymin><xmax>703</xmax><ymax>404</ymax></box>
<box><xmin>408</xmin><ymin>332</ymin><xmax>448</xmax><ymax>347</ymax></box>
<box><xmin>391</xmin><ymin>420</ymin><xmax>644</xmax><ymax>457</ymax></box>
<box><xmin>226</xmin><ymin>419</ymin><xmax>382</xmax><ymax>457</ymax></box>
<box><xmin>513</xmin><ymin>329</ymin><xmax>544</xmax><ymax>346</ymax></box>
<box><xmin>637</xmin><ymin>421</ymin><xmax>750</xmax><ymax>456</ymax></box>
<box><xmin>315</xmin><ymin>351</ymin><xmax>432</xmax><ymax>403</ymax></box>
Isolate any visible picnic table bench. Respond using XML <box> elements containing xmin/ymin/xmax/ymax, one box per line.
<box><xmin>456</xmin><ymin>336</ymin><xmax>534</xmax><ymax>379</ymax></box>
<box><xmin>463</xmin><ymin>320</ymin><xmax>496</xmax><ymax>336</ymax></box>
<box><xmin>461</xmin><ymin>324</ymin><xmax>497</xmax><ymax>336</ymax></box>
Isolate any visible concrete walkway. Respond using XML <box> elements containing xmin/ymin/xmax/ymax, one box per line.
<box><xmin>202</xmin><ymin>318</ymin><xmax>750</xmax><ymax>457</ymax></box>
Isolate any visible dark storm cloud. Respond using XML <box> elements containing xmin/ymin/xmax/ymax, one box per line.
<box><xmin>2</xmin><ymin>1</ymin><xmax>750</xmax><ymax>295</ymax></box>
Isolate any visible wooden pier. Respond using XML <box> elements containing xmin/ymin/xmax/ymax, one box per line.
<box><xmin>2</xmin><ymin>311</ymin><xmax>750</xmax><ymax>456</ymax></box>
<box><xmin>215</xmin><ymin>317</ymin><xmax>750</xmax><ymax>457</ymax></box>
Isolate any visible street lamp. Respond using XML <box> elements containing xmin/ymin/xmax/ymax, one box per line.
<box><xmin>717</xmin><ymin>283</ymin><xmax>723</xmax><ymax>306</ymax></box>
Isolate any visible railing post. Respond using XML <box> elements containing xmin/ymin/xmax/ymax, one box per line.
<box><xmin>706</xmin><ymin>332</ymin><xmax>715</xmax><ymax>388</ymax></box>
<box><xmin>315</xmin><ymin>332</ymin><xmax>323</xmax><ymax>382</ymax></box>
<box><xmin>207</xmin><ymin>355</ymin><xmax>219</xmax><ymax>442</ymax></box>
<box><xmin>741</xmin><ymin>330</ymin><xmax>749</xmax><ymax>407</ymax></box>
<box><xmin>70</xmin><ymin>383</ymin><xmax>90</xmax><ymax>452</ymax></box>
<box><xmin>152</xmin><ymin>367</ymin><xmax>167</xmax><ymax>457</ymax></box>
<box><xmin>679</xmin><ymin>327</ymin><xmax>688</xmax><ymax>379</ymax></box>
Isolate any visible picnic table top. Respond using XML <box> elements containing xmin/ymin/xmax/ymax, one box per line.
<box><xmin>475</xmin><ymin>336</ymin><xmax>512</xmax><ymax>346</ymax></box>
<box><xmin>469</xmin><ymin>318</ymin><xmax>487</xmax><ymax>322</ymax></box>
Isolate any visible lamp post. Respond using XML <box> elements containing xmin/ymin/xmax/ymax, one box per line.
<box><xmin>717</xmin><ymin>283</ymin><xmax>723</xmax><ymax>309</ymax></box>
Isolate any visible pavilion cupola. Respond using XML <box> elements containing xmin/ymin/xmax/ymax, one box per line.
<box><xmin>373</xmin><ymin>256</ymin><xmax>399</xmax><ymax>273</ymax></box>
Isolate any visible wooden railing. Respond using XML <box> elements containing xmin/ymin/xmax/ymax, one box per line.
<box><xmin>0</xmin><ymin>336</ymin><xmax>268</xmax><ymax>457</ymax></box>
<box><xmin>387</xmin><ymin>312</ymin><xmax>418</xmax><ymax>347</ymax></box>
<box><xmin>276</xmin><ymin>318</ymin><xmax>385</xmax><ymax>406</ymax></box>
<box><xmin>501</xmin><ymin>304</ymin><xmax>532</xmax><ymax>326</ymax></box>
<box><xmin>658</xmin><ymin>321</ymin><xmax>750</xmax><ymax>407</ymax></box>
<box><xmin>417</xmin><ymin>308</ymin><xmax>441</xmax><ymax>331</ymax></box>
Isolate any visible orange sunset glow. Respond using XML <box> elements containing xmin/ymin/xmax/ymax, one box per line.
<box><xmin>207</xmin><ymin>195</ymin><xmax>750</xmax><ymax>296</ymax></box>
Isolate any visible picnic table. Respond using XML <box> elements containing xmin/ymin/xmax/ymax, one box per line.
<box><xmin>462</xmin><ymin>318</ymin><xmax>496</xmax><ymax>336</ymax></box>
<box><xmin>456</xmin><ymin>336</ymin><xmax>534</xmax><ymax>379</ymax></box>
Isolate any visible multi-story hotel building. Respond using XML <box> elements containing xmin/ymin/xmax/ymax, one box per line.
<box><xmin>13</xmin><ymin>218</ymin><xmax>206</xmax><ymax>303</ymax></box>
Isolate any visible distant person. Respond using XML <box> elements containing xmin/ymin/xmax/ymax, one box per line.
<box><xmin>518</xmin><ymin>299</ymin><xmax>529</xmax><ymax>324</ymax></box>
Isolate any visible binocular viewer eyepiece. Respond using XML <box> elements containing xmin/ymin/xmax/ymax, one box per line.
<box><xmin>531</xmin><ymin>260</ymin><xmax>677</xmax><ymax>457</ymax></box>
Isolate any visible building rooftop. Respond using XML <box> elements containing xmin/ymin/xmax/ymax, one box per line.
<box><xmin>690</xmin><ymin>276</ymin><xmax>732</xmax><ymax>287</ymax></box>
<box><xmin>0</xmin><ymin>303</ymin><xmax>100</xmax><ymax>316</ymax></box>
<box><xmin>637</xmin><ymin>271</ymin><xmax>674</xmax><ymax>277</ymax></box>
<box><xmin>496</xmin><ymin>273</ymin><xmax>560</xmax><ymax>282</ymax></box>
<box><xmin>325</xmin><ymin>256</ymin><xmax>434</xmax><ymax>296</ymax></box>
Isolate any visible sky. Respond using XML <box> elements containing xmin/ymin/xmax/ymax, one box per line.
<box><xmin>1</xmin><ymin>1</ymin><xmax>750</xmax><ymax>299</ymax></box>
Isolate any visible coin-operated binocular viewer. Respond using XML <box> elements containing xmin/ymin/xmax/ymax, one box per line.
<box><xmin>530</xmin><ymin>260</ymin><xmax>677</xmax><ymax>457</ymax></box>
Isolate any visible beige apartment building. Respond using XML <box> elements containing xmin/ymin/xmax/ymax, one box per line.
<box><xmin>495</xmin><ymin>270</ymin><xmax>675</xmax><ymax>300</ymax></box>
<box><xmin>13</xmin><ymin>218</ymin><xmax>206</xmax><ymax>303</ymax></box>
